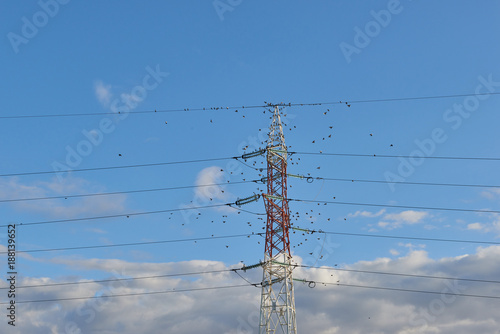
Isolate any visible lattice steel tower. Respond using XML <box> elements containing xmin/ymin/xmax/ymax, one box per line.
<box><xmin>259</xmin><ymin>106</ymin><xmax>297</xmax><ymax>333</ymax></box>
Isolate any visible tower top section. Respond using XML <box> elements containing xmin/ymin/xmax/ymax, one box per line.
<box><xmin>267</xmin><ymin>106</ymin><xmax>286</xmax><ymax>152</ymax></box>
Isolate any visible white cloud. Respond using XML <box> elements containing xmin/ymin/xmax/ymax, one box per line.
<box><xmin>194</xmin><ymin>166</ymin><xmax>228</xmax><ymax>202</ymax></box>
<box><xmin>481</xmin><ymin>188</ymin><xmax>500</xmax><ymax>200</ymax></box>
<box><xmin>384</xmin><ymin>210</ymin><xmax>428</xmax><ymax>224</ymax></box>
<box><xmin>7</xmin><ymin>246</ymin><xmax>500</xmax><ymax>333</ymax></box>
<box><xmin>396</xmin><ymin>243</ymin><xmax>426</xmax><ymax>252</ymax></box>
<box><xmin>389</xmin><ymin>249</ymin><xmax>400</xmax><ymax>256</ymax></box>
<box><xmin>378</xmin><ymin>210</ymin><xmax>429</xmax><ymax>230</ymax></box>
<box><xmin>349</xmin><ymin>209</ymin><xmax>386</xmax><ymax>218</ymax></box>
<box><xmin>467</xmin><ymin>222</ymin><xmax>484</xmax><ymax>230</ymax></box>
<box><xmin>94</xmin><ymin>80</ymin><xmax>113</xmax><ymax>107</ymax></box>
<box><xmin>398</xmin><ymin>242</ymin><xmax>426</xmax><ymax>249</ymax></box>
<box><xmin>378</xmin><ymin>221</ymin><xmax>389</xmax><ymax>228</ymax></box>
<box><xmin>463</xmin><ymin>214</ymin><xmax>500</xmax><ymax>236</ymax></box>
<box><xmin>350</xmin><ymin>210</ymin><xmax>429</xmax><ymax>230</ymax></box>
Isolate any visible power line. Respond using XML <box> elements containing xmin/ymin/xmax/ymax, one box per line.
<box><xmin>292</xmin><ymin>226</ymin><xmax>500</xmax><ymax>246</ymax></box>
<box><xmin>5</xmin><ymin>150</ymin><xmax>500</xmax><ymax>179</ymax></box>
<box><xmin>235</xmin><ymin>157</ymin><xmax>266</xmax><ymax>172</ymax></box>
<box><xmin>4</xmin><ymin>257</ymin><xmax>500</xmax><ymax>303</ymax></box>
<box><xmin>0</xmin><ymin>203</ymin><xmax>235</xmax><ymax>228</ymax></box>
<box><xmin>232</xmin><ymin>269</ymin><xmax>260</xmax><ymax>287</ymax></box>
<box><xmin>292</xmin><ymin>151</ymin><xmax>500</xmax><ymax>162</ymax></box>
<box><xmin>8</xmin><ymin>259</ymin><xmax>498</xmax><ymax>292</ymax></box>
<box><xmin>0</xmin><ymin>233</ymin><xmax>263</xmax><ymax>254</ymax></box>
<box><xmin>298</xmin><ymin>264</ymin><xmax>500</xmax><ymax>285</ymax></box>
<box><xmin>0</xmin><ymin>156</ymin><xmax>237</xmax><ymax>177</ymax></box>
<box><xmin>0</xmin><ymin>179</ymin><xmax>259</xmax><ymax>204</ymax></box>
<box><xmin>0</xmin><ymin>104</ymin><xmax>275</xmax><ymax>119</ymax></box>
<box><xmin>7</xmin><ymin>274</ymin><xmax>500</xmax><ymax>305</ymax></box>
<box><xmin>290</xmin><ymin>198</ymin><xmax>500</xmax><ymax>215</ymax></box>
<box><xmin>310</xmin><ymin>280</ymin><xmax>500</xmax><ymax>301</ymax></box>
<box><xmin>227</xmin><ymin>204</ymin><xmax>266</xmax><ymax>216</ymax></box>
<box><xmin>7</xmin><ymin>174</ymin><xmax>497</xmax><ymax>205</ymax></box>
<box><xmin>0</xmin><ymin>283</ymin><xmax>254</xmax><ymax>305</ymax></box>
<box><xmin>0</xmin><ymin>268</ymin><xmax>236</xmax><ymax>290</ymax></box>
<box><xmin>6</xmin><ymin>195</ymin><xmax>498</xmax><ymax>229</ymax></box>
<box><xmin>302</xmin><ymin>176</ymin><xmax>500</xmax><ymax>189</ymax></box>
<box><xmin>345</xmin><ymin>92</ymin><xmax>500</xmax><ymax>104</ymax></box>
<box><xmin>3</xmin><ymin>91</ymin><xmax>499</xmax><ymax>119</ymax></box>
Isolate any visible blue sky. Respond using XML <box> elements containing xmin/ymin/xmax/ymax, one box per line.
<box><xmin>1</xmin><ymin>1</ymin><xmax>500</xmax><ymax>333</ymax></box>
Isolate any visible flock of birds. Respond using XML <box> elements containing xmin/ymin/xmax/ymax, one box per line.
<box><xmin>152</xmin><ymin>106</ymin><xmax>317</xmax><ymax>262</ymax></box>
<box><xmin>121</xmin><ymin>103</ymin><xmax>397</xmax><ymax>283</ymax></box>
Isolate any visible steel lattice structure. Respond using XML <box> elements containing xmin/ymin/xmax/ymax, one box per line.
<box><xmin>259</xmin><ymin>106</ymin><xmax>297</xmax><ymax>333</ymax></box>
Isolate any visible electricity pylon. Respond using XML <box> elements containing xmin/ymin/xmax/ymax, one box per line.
<box><xmin>259</xmin><ymin>106</ymin><xmax>297</xmax><ymax>333</ymax></box>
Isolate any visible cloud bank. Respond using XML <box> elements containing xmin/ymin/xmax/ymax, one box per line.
<box><xmin>3</xmin><ymin>245</ymin><xmax>500</xmax><ymax>333</ymax></box>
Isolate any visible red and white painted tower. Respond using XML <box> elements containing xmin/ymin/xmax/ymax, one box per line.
<box><xmin>259</xmin><ymin>106</ymin><xmax>297</xmax><ymax>333</ymax></box>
